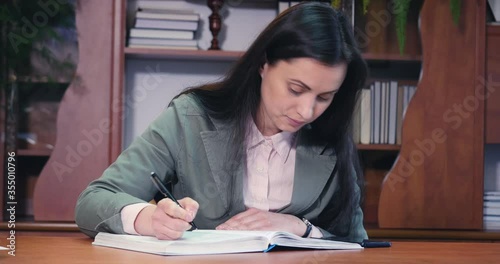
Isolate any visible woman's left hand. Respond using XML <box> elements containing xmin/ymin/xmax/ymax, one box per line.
<box><xmin>215</xmin><ymin>208</ymin><xmax>306</xmax><ymax>236</ymax></box>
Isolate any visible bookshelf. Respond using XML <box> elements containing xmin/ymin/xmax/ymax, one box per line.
<box><xmin>378</xmin><ymin>0</ymin><xmax>486</xmax><ymax>229</ymax></box>
<box><xmin>0</xmin><ymin>87</ymin><xmax>4</xmax><ymax>223</ymax></box>
<box><xmin>124</xmin><ymin>48</ymin><xmax>243</xmax><ymax>60</ymax></box>
<box><xmin>486</xmin><ymin>24</ymin><xmax>500</xmax><ymax>144</ymax></box>
<box><xmin>124</xmin><ymin>47</ymin><xmax>422</xmax><ymax>62</ymax></box>
<box><xmin>17</xmin><ymin>149</ymin><xmax>53</xmax><ymax>157</ymax></box>
<box><xmin>357</xmin><ymin>144</ymin><xmax>400</xmax><ymax>151</ymax></box>
<box><xmin>1</xmin><ymin>0</ymin><xmax>495</xmax><ymax>238</ymax></box>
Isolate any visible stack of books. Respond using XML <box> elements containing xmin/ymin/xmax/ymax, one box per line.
<box><xmin>484</xmin><ymin>191</ymin><xmax>500</xmax><ymax>230</ymax></box>
<box><xmin>352</xmin><ymin>81</ymin><xmax>417</xmax><ymax>145</ymax></box>
<box><xmin>127</xmin><ymin>2</ymin><xmax>200</xmax><ymax>50</ymax></box>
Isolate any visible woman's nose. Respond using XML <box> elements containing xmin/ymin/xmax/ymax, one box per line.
<box><xmin>297</xmin><ymin>99</ymin><xmax>315</xmax><ymax>120</ymax></box>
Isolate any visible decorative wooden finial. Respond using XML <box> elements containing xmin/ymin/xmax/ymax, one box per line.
<box><xmin>207</xmin><ymin>0</ymin><xmax>224</xmax><ymax>50</ymax></box>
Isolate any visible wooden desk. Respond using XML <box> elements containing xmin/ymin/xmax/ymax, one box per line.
<box><xmin>1</xmin><ymin>235</ymin><xmax>500</xmax><ymax>263</ymax></box>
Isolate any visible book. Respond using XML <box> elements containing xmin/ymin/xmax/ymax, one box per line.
<box><xmin>138</xmin><ymin>8</ymin><xmax>197</xmax><ymax>15</ymax></box>
<box><xmin>484</xmin><ymin>215</ymin><xmax>500</xmax><ymax>222</ymax></box>
<box><xmin>353</xmin><ymin>98</ymin><xmax>361</xmax><ymax>143</ymax></box>
<box><xmin>359</xmin><ymin>88</ymin><xmax>371</xmax><ymax>144</ymax></box>
<box><xmin>484</xmin><ymin>220</ymin><xmax>500</xmax><ymax>230</ymax></box>
<box><xmin>128</xmin><ymin>37</ymin><xmax>197</xmax><ymax>47</ymax></box>
<box><xmin>373</xmin><ymin>82</ymin><xmax>381</xmax><ymax>144</ymax></box>
<box><xmin>136</xmin><ymin>10</ymin><xmax>199</xmax><ymax>22</ymax></box>
<box><xmin>135</xmin><ymin>18</ymin><xmax>199</xmax><ymax>31</ymax></box>
<box><xmin>129</xmin><ymin>28</ymin><xmax>194</xmax><ymax>40</ymax></box>
<box><xmin>485</xmin><ymin>192</ymin><xmax>500</xmax><ymax>201</ymax></box>
<box><xmin>484</xmin><ymin>201</ymin><xmax>500</xmax><ymax>208</ymax></box>
<box><xmin>128</xmin><ymin>44</ymin><xmax>198</xmax><ymax>50</ymax></box>
<box><xmin>137</xmin><ymin>1</ymin><xmax>195</xmax><ymax>11</ymax></box>
<box><xmin>484</xmin><ymin>207</ymin><xmax>500</xmax><ymax>216</ymax></box>
<box><xmin>92</xmin><ymin>230</ymin><xmax>362</xmax><ymax>256</ymax></box>
<box><xmin>388</xmin><ymin>81</ymin><xmax>398</xmax><ymax>145</ymax></box>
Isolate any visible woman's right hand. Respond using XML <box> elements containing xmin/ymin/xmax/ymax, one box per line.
<box><xmin>134</xmin><ymin>197</ymin><xmax>199</xmax><ymax>240</ymax></box>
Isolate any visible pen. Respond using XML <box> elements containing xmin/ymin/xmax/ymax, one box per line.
<box><xmin>150</xmin><ymin>171</ymin><xmax>198</xmax><ymax>230</ymax></box>
<box><xmin>360</xmin><ymin>240</ymin><xmax>392</xmax><ymax>248</ymax></box>
<box><xmin>318</xmin><ymin>237</ymin><xmax>391</xmax><ymax>248</ymax></box>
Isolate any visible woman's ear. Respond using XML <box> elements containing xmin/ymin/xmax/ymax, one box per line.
<box><xmin>260</xmin><ymin>62</ymin><xmax>268</xmax><ymax>78</ymax></box>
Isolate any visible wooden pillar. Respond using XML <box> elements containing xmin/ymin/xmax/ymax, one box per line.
<box><xmin>33</xmin><ymin>0</ymin><xmax>122</xmax><ymax>221</ymax></box>
<box><xmin>378</xmin><ymin>0</ymin><xmax>486</xmax><ymax>229</ymax></box>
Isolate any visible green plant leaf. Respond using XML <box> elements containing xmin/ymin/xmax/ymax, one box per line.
<box><xmin>394</xmin><ymin>0</ymin><xmax>412</xmax><ymax>55</ymax></box>
<box><xmin>450</xmin><ymin>0</ymin><xmax>461</xmax><ymax>26</ymax></box>
<box><xmin>331</xmin><ymin>0</ymin><xmax>342</xmax><ymax>9</ymax></box>
<box><xmin>363</xmin><ymin>0</ymin><xmax>370</xmax><ymax>14</ymax></box>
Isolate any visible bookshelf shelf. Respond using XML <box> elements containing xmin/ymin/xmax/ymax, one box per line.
<box><xmin>124</xmin><ymin>48</ymin><xmax>243</xmax><ymax>61</ymax></box>
<box><xmin>362</xmin><ymin>53</ymin><xmax>422</xmax><ymax>62</ymax></box>
<box><xmin>356</xmin><ymin>144</ymin><xmax>401</xmax><ymax>151</ymax></box>
<box><xmin>487</xmin><ymin>24</ymin><xmax>500</xmax><ymax>33</ymax></box>
<box><xmin>124</xmin><ymin>47</ymin><xmax>422</xmax><ymax>62</ymax></box>
<box><xmin>17</xmin><ymin>149</ymin><xmax>53</xmax><ymax>157</ymax></box>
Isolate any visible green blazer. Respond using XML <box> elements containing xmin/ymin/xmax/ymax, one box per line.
<box><xmin>75</xmin><ymin>94</ymin><xmax>367</xmax><ymax>242</ymax></box>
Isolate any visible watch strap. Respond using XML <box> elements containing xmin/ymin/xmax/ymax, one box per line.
<box><xmin>301</xmin><ymin>217</ymin><xmax>313</xmax><ymax>238</ymax></box>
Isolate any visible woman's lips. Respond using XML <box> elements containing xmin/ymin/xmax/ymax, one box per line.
<box><xmin>287</xmin><ymin>117</ymin><xmax>305</xmax><ymax>127</ymax></box>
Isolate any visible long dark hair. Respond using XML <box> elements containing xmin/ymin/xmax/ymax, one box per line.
<box><xmin>176</xmin><ymin>2</ymin><xmax>367</xmax><ymax>237</ymax></box>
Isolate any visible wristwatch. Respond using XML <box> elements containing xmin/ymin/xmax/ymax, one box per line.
<box><xmin>301</xmin><ymin>217</ymin><xmax>313</xmax><ymax>238</ymax></box>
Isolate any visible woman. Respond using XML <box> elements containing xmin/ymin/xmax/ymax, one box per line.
<box><xmin>75</xmin><ymin>2</ymin><xmax>368</xmax><ymax>242</ymax></box>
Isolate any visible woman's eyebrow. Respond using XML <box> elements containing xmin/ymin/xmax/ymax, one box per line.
<box><xmin>290</xmin><ymin>79</ymin><xmax>339</xmax><ymax>95</ymax></box>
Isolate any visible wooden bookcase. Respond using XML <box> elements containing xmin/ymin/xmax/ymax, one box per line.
<box><xmin>1</xmin><ymin>0</ymin><xmax>498</xmax><ymax>239</ymax></box>
<box><xmin>486</xmin><ymin>24</ymin><xmax>500</xmax><ymax>144</ymax></box>
<box><xmin>378</xmin><ymin>0</ymin><xmax>486</xmax><ymax>229</ymax></box>
<box><xmin>0</xmin><ymin>87</ymin><xmax>4</xmax><ymax>221</ymax></box>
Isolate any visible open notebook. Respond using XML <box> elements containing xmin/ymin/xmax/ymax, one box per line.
<box><xmin>92</xmin><ymin>229</ymin><xmax>362</xmax><ymax>256</ymax></box>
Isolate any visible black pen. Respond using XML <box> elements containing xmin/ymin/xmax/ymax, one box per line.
<box><xmin>317</xmin><ymin>237</ymin><xmax>391</xmax><ymax>248</ymax></box>
<box><xmin>150</xmin><ymin>172</ymin><xmax>198</xmax><ymax>230</ymax></box>
<box><xmin>360</xmin><ymin>240</ymin><xmax>392</xmax><ymax>248</ymax></box>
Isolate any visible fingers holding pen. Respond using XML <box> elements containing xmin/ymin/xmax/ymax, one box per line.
<box><xmin>150</xmin><ymin>197</ymin><xmax>199</xmax><ymax>240</ymax></box>
<box><xmin>177</xmin><ymin>197</ymin><xmax>199</xmax><ymax>221</ymax></box>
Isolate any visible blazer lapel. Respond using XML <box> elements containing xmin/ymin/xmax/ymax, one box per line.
<box><xmin>200</xmin><ymin>118</ymin><xmax>245</xmax><ymax>213</ymax></box>
<box><xmin>278</xmin><ymin>128</ymin><xmax>337</xmax><ymax>215</ymax></box>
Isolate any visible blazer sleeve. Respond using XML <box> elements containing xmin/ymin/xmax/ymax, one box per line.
<box><xmin>348</xmin><ymin>163</ymin><xmax>369</xmax><ymax>242</ymax></box>
<box><xmin>316</xmin><ymin>164</ymin><xmax>368</xmax><ymax>243</ymax></box>
<box><xmin>316</xmin><ymin>192</ymin><xmax>367</xmax><ymax>242</ymax></box>
<box><xmin>75</xmin><ymin>97</ymin><xmax>187</xmax><ymax>238</ymax></box>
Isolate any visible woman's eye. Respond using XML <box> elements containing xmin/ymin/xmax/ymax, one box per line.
<box><xmin>317</xmin><ymin>93</ymin><xmax>334</xmax><ymax>102</ymax></box>
<box><xmin>289</xmin><ymin>88</ymin><xmax>301</xmax><ymax>95</ymax></box>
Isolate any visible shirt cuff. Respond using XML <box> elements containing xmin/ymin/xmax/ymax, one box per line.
<box><xmin>120</xmin><ymin>203</ymin><xmax>153</xmax><ymax>235</ymax></box>
<box><xmin>309</xmin><ymin>225</ymin><xmax>324</xmax><ymax>238</ymax></box>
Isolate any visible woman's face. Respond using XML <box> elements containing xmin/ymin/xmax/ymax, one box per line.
<box><xmin>257</xmin><ymin>58</ymin><xmax>347</xmax><ymax>136</ymax></box>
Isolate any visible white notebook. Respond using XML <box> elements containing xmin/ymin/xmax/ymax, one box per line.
<box><xmin>92</xmin><ymin>230</ymin><xmax>362</xmax><ymax>256</ymax></box>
